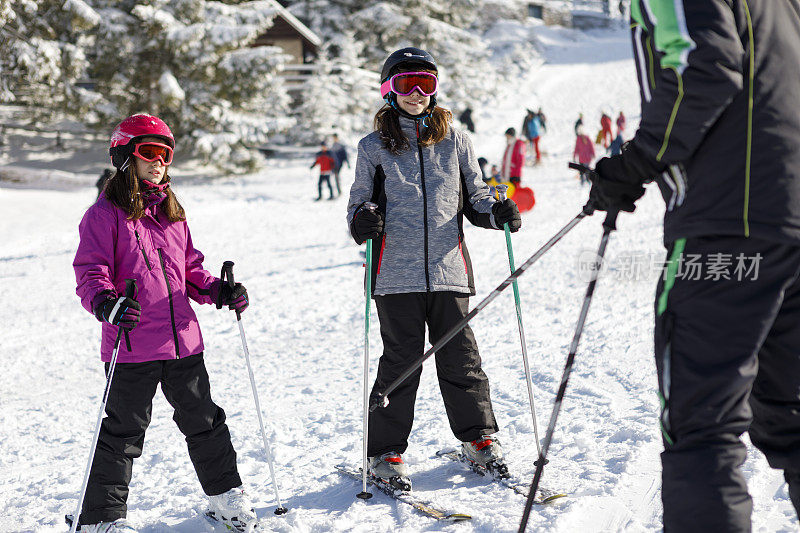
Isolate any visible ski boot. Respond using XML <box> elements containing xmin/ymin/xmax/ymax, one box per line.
<box><xmin>64</xmin><ymin>517</ymin><xmax>137</xmax><ymax>532</ymax></box>
<box><xmin>461</xmin><ymin>435</ymin><xmax>509</xmax><ymax>478</ymax></box>
<box><xmin>368</xmin><ymin>451</ymin><xmax>412</xmax><ymax>491</ymax></box>
<box><xmin>206</xmin><ymin>486</ymin><xmax>259</xmax><ymax>532</ymax></box>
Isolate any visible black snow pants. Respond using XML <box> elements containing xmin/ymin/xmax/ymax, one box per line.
<box><xmin>655</xmin><ymin>235</ymin><xmax>800</xmax><ymax>532</ymax></box>
<box><xmin>317</xmin><ymin>173</ymin><xmax>335</xmax><ymax>200</ymax></box>
<box><xmin>79</xmin><ymin>353</ymin><xmax>241</xmax><ymax>525</ymax></box>
<box><xmin>367</xmin><ymin>291</ymin><xmax>499</xmax><ymax>457</ymax></box>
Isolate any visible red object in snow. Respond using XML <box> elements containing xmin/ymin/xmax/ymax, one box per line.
<box><xmin>511</xmin><ymin>186</ymin><xmax>535</xmax><ymax>212</ymax></box>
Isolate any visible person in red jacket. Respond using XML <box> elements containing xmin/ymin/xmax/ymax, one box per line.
<box><xmin>311</xmin><ymin>141</ymin><xmax>336</xmax><ymax>201</ymax></box>
<box><xmin>501</xmin><ymin>127</ymin><xmax>526</xmax><ymax>184</ymax></box>
<box><xmin>72</xmin><ymin>114</ymin><xmax>257</xmax><ymax>532</ymax></box>
<box><xmin>599</xmin><ymin>112</ymin><xmax>613</xmax><ymax>148</ymax></box>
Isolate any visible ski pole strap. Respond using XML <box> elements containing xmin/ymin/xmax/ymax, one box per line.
<box><xmin>122</xmin><ymin>278</ymin><xmax>136</xmax><ymax>351</ymax></box>
<box><xmin>370</xmin><ymin>210</ymin><xmax>591</xmax><ymax>412</ymax></box>
<box><xmin>603</xmin><ymin>209</ymin><xmax>619</xmax><ymax>231</ymax></box>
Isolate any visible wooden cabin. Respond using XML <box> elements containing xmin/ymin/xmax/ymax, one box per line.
<box><xmin>252</xmin><ymin>2</ymin><xmax>321</xmax><ymax>65</ymax></box>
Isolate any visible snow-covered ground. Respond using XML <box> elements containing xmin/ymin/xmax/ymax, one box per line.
<box><xmin>1</xmin><ymin>26</ymin><xmax>796</xmax><ymax>533</ymax></box>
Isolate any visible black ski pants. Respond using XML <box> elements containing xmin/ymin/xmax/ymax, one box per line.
<box><xmin>317</xmin><ymin>174</ymin><xmax>334</xmax><ymax>200</ymax></box>
<box><xmin>368</xmin><ymin>292</ymin><xmax>499</xmax><ymax>457</ymax></box>
<box><xmin>79</xmin><ymin>353</ymin><xmax>241</xmax><ymax>525</ymax></box>
<box><xmin>655</xmin><ymin>236</ymin><xmax>800</xmax><ymax>532</ymax></box>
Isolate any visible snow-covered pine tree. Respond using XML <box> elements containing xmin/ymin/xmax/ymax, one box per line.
<box><xmin>288</xmin><ymin>0</ymin><xmax>496</xmax><ymax>113</ymax></box>
<box><xmin>88</xmin><ymin>0</ymin><xmax>293</xmax><ymax>172</ymax></box>
<box><xmin>0</xmin><ymin>0</ymin><xmax>103</xmax><ymax>123</ymax></box>
<box><xmin>288</xmin><ymin>44</ymin><xmax>343</xmax><ymax>144</ymax></box>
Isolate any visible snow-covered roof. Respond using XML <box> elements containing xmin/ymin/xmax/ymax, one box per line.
<box><xmin>266</xmin><ymin>0</ymin><xmax>321</xmax><ymax>47</ymax></box>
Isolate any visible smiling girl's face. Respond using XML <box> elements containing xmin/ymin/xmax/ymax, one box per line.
<box><xmin>397</xmin><ymin>88</ymin><xmax>431</xmax><ymax>117</ymax></box>
<box><xmin>134</xmin><ymin>136</ymin><xmax>168</xmax><ymax>184</ymax></box>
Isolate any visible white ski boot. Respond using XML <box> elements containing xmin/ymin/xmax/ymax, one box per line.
<box><xmin>76</xmin><ymin>519</ymin><xmax>137</xmax><ymax>532</ymax></box>
<box><xmin>206</xmin><ymin>486</ymin><xmax>259</xmax><ymax>532</ymax></box>
<box><xmin>461</xmin><ymin>435</ymin><xmax>509</xmax><ymax>477</ymax></box>
<box><xmin>368</xmin><ymin>451</ymin><xmax>412</xmax><ymax>491</ymax></box>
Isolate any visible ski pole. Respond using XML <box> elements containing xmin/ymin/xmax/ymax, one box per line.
<box><xmin>518</xmin><ymin>209</ymin><xmax>619</xmax><ymax>533</ymax></box>
<box><xmin>495</xmin><ymin>184</ymin><xmax>544</xmax><ymax>461</ymax></box>
<box><xmin>221</xmin><ymin>261</ymin><xmax>288</xmax><ymax>515</ymax></box>
<box><xmin>69</xmin><ymin>278</ymin><xmax>136</xmax><ymax>533</ymax></box>
<box><xmin>370</xmin><ymin>206</ymin><xmax>594</xmax><ymax>412</ymax></box>
<box><xmin>357</xmin><ymin>202</ymin><xmax>379</xmax><ymax>500</ymax></box>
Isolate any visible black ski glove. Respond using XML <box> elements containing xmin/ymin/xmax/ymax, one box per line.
<box><xmin>210</xmin><ymin>280</ymin><xmax>249</xmax><ymax>314</ymax></box>
<box><xmin>94</xmin><ymin>295</ymin><xmax>141</xmax><ymax>330</ymax></box>
<box><xmin>492</xmin><ymin>199</ymin><xmax>522</xmax><ymax>232</ymax></box>
<box><xmin>350</xmin><ymin>203</ymin><xmax>384</xmax><ymax>244</ymax></box>
<box><xmin>589</xmin><ymin>141</ymin><xmax>665</xmax><ymax>213</ymax></box>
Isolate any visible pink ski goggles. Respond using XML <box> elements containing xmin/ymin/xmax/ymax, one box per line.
<box><xmin>380</xmin><ymin>71</ymin><xmax>439</xmax><ymax>98</ymax></box>
<box><xmin>132</xmin><ymin>142</ymin><xmax>173</xmax><ymax>165</ymax></box>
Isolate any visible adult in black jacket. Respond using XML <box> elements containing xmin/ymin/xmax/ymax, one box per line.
<box><xmin>588</xmin><ymin>2</ymin><xmax>800</xmax><ymax>531</ymax></box>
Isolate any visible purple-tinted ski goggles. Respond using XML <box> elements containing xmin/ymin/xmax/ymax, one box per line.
<box><xmin>380</xmin><ymin>71</ymin><xmax>439</xmax><ymax>98</ymax></box>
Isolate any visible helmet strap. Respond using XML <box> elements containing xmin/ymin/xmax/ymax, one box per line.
<box><xmin>385</xmin><ymin>93</ymin><xmax>435</xmax><ymax>121</ymax></box>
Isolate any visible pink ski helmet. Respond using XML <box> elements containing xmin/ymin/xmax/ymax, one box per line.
<box><xmin>109</xmin><ymin>113</ymin><xmax>175</xmax><ymax>170</ymax></box>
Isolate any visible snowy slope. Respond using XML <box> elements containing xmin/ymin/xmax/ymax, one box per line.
<box><xmin>1</xmin><ymin>26</ymin><xmax>796</xmax><ymax>533</ymax></box>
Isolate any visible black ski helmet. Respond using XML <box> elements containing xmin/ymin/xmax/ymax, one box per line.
<box><xmin>380</xmin><ymin>47</ymin><xmax>437</xmax><ymax>83</ymax></box>
<box><xmin>380</xmin><ymin>47</ymin><xmax>438</xmax><ymax>120</ymax></box>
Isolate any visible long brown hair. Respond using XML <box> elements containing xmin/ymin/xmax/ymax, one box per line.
<box><xmin>374</xmin><ymin>105</ymin><xmax>453</xmax><ymax>154</ymax></box>
<box><xmin>103</xmin><ymin>166</ymin><xmax>186</xmax><ymax>222</ymax></box>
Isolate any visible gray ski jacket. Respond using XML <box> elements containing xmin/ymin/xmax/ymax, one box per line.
<box><xmin>347</xmin><ymin>116</ymin><xmax>499</xmax><ymax>296</ymax></box>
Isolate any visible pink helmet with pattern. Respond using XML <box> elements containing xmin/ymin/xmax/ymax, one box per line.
<box><xmin>109</xmin><ymin>113</ymin><xmax>174</xmax><ymax>170</ymax></box>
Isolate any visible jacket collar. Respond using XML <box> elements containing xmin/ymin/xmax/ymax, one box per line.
<box><xmin>399</xmin><ymin>115</ymin><xmax>428</xmax><ymax>139</ymax></box>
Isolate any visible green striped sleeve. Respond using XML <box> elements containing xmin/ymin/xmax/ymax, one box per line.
<box><xmin>650</xmin><ymin>0</ymin><xmax>696</xmax><ymax>74</ymax></box>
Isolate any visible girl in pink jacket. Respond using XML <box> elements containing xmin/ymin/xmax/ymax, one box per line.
<box><xmin>72</xmin><ymin>114</ymin><xmax>257</xmax><ymax>532</ymax></box>
<box><xmin>573</xmin><ymin>126</ymin><xmax>596</xmax><ymax>185</ymax></box>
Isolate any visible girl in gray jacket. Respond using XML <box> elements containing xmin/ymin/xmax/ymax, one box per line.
<box><xmin>347</xmin><ymin>47</ymin><xmax>521</xmax><ymax>489</ymax></box>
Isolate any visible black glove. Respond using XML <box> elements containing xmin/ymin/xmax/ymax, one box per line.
<box><xmin>589</xmin><ymin>141</ymin><xmax>664</xmax><ymax>213</ymax></box>
<box><xmin>210</xmin><ymin>280</ymin><xmax>249</xmax><ymax>314</ymax></box>
<box><xmin>492</xmin><ymin>199</ymin><xmax>522</xmax><ymax>232</ymax></box>
<box><xmin>350</xmin><ymin>203</ymin><xmax>384</xmax><ymax>244</ymax></box>
<box><xmin>94</xmin><ymin>295</ymin><xmax>141</xmax><ymax>330</ymax></box>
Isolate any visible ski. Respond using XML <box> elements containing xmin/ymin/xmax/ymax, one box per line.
<box><xmin>435</xmin><ymin>449</ymin><xmax>567</xmax><ymax>504</ymax></box>
<box><xmin>335</xmin><ymin>464</ymin><xmax>472</xmax><ymax>522</ymax></box>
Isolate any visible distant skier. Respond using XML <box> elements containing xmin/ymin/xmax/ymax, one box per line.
<box><xmin>330</xmin><ymin>133</ymin><xmax>350</xmax><ymax>196</ymax></box>
<box><xmin>72</xmin><ymin>114</ymin><xmax>258</xmax><ymax>533</ymax></box>
<box><xmin>598</xmin><ymin>112</ymin><xmax>613</xmax><ymax>148</ymax></box>
<box><xmin>501</xmin><ymin>127</ymin><xmax>526</xmax><ymax>184</ymax></box>
<box><xmin>608</xmin><ymin>131</ymin><xmax>623</xmax><ymax>156</ymax></box>
<box><xmin>347</xmin><ymin>47</ymin><xmax>521</xmax><ymax>490</ymax></box>
<box><xmin>588</xmin><ymin>2</ymin><xmax>800</xmax><ymax>530</ymax></box>
<box><xmin>477</xmin><ymin>156</ymin><xmax>489</xmax><ymax>181</ymax></box>
<box><xmin>311</xmin><ymin>141</ymin><xmax>336</xmax><ymax>201</ymax></box>
<box><xmin>572</xmin><ymin>126</ymin><xmax>595</xmax><ymax>185</ymax></box>
<box><xmin>616</xmin><ymin>111</ymin><xmax>627</xmax><ymax>137</ymax></box>
<box><xmin>574</xmin><ymin>112</ymin><xmax>584</xmax><ymax>135</ymax></box>
<box><xmin>459</xmin><ymin>107</ymin><xmax>475</xmax><ymax>132</ymax></box>
<box><xmin>95</xmin><ymin>168</ymin><xmax>114</xmax><ymax>198</ymax></box>
<box><xmin>521</xmin><ymin>109</ymin><xmax>545</xmax><ymax>164</ymax></box>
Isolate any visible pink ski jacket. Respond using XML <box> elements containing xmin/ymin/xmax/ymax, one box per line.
<box><xmin>73</xmin><ymin>193</ymin><xmax>217</xmax><ymax>363</ymax></box>
<box><xmin>573</xmin><ymin>135</ymin><xmax>596</xmax><ymax>165</ymax></box>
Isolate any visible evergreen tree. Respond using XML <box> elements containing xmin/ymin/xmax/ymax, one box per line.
<box><xmin>88</xmin><ymin>0</ymin><xmax>293</xmax><ymax>172</ymax></box>
<box><xmin>0</xmin><ymin>0</ymin><xmax>102</xmax><ymax>122</ymax></box>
